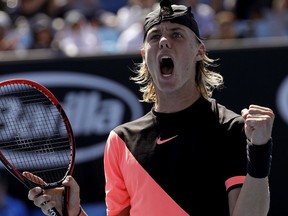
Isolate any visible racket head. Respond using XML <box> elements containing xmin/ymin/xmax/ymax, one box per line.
<box><xmin>0</xmin><ymin>78</ymin><xmax>75</xmax><ymax>189</ymax></box>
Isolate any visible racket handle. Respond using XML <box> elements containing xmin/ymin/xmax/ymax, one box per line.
<box><xmin>48</xmin><ymin>207</ymin><xmax>61</xmax><ymax>216</ymax></box>
<box><xmin>41</xmin><ymin>200</ymin><xmax>61</xmax><ymax>216</ymax></box>
<box><xmin>62</xmin><ymin>186</ymin><xmax>69</xmax><ymax>216</ymax></box>
<box><xmin>41</xmin><ymin>186</ymin><xmax>68</xmax><ymax>216</ymax></box>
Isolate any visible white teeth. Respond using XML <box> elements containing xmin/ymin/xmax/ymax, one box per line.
<box><xmin>161</xmin><ymin>56</ymin><xmax>171</xmax><ymax>60</ymax></box>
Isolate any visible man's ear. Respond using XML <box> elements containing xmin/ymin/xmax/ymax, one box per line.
<box><xmin>195</xmin><ymin>43</ymin><xmax>205</xmax><ymax>61</ymax></box>
<box><xmin>141</xmin><ymin>48</ymin><xmax>145</xmax><ymax>58</ymax></box>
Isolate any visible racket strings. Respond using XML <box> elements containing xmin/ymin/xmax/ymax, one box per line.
<box><xmin>0</xmin><ymin>83</ymin><xmax>72</xmax><ymax>185</ymax></box>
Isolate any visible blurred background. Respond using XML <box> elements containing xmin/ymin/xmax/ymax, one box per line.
<box><xmin>0</xmin><ymin>0</ymin><xmax>287</xmax><ymax>55</ymax></box>
<box><xmin>0</xmin><ymin>0</ymin><xmax>287</xmax><ymax>215</ymax></box>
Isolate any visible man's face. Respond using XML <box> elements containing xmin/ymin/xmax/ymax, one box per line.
<box><xmin>143</xmin><ymin>21</ymin><xmax>204</xmax><ymax>96</ymax></box>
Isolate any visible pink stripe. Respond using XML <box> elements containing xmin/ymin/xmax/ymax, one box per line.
<box><xmin>225</xmin><ymin>176</ymin><xmax>246</xmax><ymax>191</ymax></box>
<box><xmin>105</xmin><ymin>131</ymin><xmax>189</xmax><ymax>216</ymax></box>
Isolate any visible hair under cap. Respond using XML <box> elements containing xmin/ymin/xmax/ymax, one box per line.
<box><xmin>143</xmin><ymin>0</ymin><xmax>200</xmax><ymax>40</ymax></box>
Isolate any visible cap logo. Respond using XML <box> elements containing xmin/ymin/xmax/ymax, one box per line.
<box><xmin>160</xmin><ymin>0</ymin><xmax>173</xmax><ymax>17</ymax></box>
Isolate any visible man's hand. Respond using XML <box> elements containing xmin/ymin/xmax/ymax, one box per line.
<box><xmin>25</xmin><ymin>172</ymin><xmax>81</xmax><ymax>216</ymax></box>
<box><xmin>241</xmin><ymin>104</ymin><xmax>274</xmax><ymax>145</ymax></box>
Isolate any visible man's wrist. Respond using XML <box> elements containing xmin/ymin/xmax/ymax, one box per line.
<box><xmin>246</xmin><ymin>138</ymin><xmax>273</xmax><ymax>178</ymax></box>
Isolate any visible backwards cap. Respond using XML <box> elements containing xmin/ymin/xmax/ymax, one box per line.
<box><xmin>143</xmin><ymin>0</ymin><xmax>200</xmax><ymax>39</ymax></box>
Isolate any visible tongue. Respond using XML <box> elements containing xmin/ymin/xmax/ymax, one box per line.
<box><xmin>161</xmin><ymin>66</ymin><xmax>173</xmax><ymax>75</ymax></box>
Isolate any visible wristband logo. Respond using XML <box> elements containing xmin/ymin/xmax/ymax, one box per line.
<box><xmin>276</xmin><ymin>75</ymin><xmax>288</xmax><ymax>125</ymax></box>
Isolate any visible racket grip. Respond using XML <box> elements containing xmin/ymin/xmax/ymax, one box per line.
<box><xmin>42</xmin><ymin>186</ymin><xmax>68</xmax><ymax>216</ymax></box>
<box><xmin>62</xmin><ymin>186</ymin><xmax>69</xmax><ymax>216</ymax></box>
<box><xmin>48</xmin><ymin>207</ymin><xmax>61</xmax><ymax>216</ymax></box>
<box><xmin>41</xmin><ymin>200</ymin><xmax>61</xmax><ymax>216</ymax></box>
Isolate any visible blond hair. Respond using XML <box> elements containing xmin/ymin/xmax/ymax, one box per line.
<box><xmin>131</xmin><ymin>39</ymin><xmax>224</xmax><ymax>103</ymax></box>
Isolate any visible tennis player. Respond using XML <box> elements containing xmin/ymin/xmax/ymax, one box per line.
<box><xmin>27</xmin><ymin>0</ymin><xmax>274</xmax><ymax>215</ymax></box>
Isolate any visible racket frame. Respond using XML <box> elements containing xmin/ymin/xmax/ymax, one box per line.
<box><xmin>0</xmin><ymin>78</ymin><xmax>76</xmax><ymax>215</ymax></box>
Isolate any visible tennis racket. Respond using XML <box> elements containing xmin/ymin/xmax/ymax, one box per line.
<box><xmin>0</xmin><ymin>79</ymin><xmax>75</xmax><ymax>216</ymax></box>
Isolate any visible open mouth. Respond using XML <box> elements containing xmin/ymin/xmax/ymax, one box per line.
<box><xmin>160</xmin><ymin>57</ymin><xmax>174</xmax><ymax>76</ymax></box>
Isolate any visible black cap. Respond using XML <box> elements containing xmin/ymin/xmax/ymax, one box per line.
<box><xmin>143</xmin><ymin>0</ymin><xmax>200</xmax><ymax>39</ymax></box>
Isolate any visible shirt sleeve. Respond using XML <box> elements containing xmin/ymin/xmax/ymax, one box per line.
<box><xmin>104</xmin><ymin>130</ymin><xmax>131</xmax><ymax>216</ymax></box>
